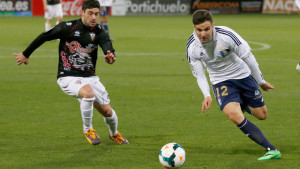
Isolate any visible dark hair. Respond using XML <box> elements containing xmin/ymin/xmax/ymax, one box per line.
<box><xmin>82</xmin><ymin>0</ymin><xmax>100</xmax><ymax>11</ymax></box>
<box><xmin>192</xmin><ymin>9</ymin><xmax>213</xmax><ymax>25</ymax></box>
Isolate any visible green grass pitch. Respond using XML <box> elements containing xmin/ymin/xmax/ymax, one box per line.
<box><xmin>0</xmin><ymin>14</ymin><xmax>299</xmax><ymax>169</ymax></box>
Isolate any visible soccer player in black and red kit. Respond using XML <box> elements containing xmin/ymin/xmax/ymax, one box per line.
<box><xmin>14</xmin><ymin>0</ymin><xmax>128</xmax><ymax>145</ymax></box>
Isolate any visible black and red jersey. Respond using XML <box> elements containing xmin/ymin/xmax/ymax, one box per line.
<box><xmin>23</xmin><ymin>19</ymin><xmax>115</xmax><ymax>79</ymax></box>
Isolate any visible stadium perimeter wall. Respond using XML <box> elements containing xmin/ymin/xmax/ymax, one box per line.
<box><xmin>0</xmin><ymin>0</ymin><xmax>299</xmax><ymax>16</ymax></box>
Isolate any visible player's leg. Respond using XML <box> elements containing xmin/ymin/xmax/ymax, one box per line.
<box><xmin>90</xmin><ymin>76</ymin><xmax>128</xmax><ymax>144</ymax></box>
<box><xmin>78</xmin><ymin>84</ymin><xmax>95</xmax><ymax>131</ymax></box>
<box><xmin>223</xmin><ymin>102</ymin><xmax>245</xmax><ymax>124</ymax></box>
<box><xmin>213</xmin><ymin>78</ymin><xmax>280</xmax><ymax>160</ymax></box>
<box><xmin>240</xmin><ymin>76</ymin><xmax>281</xmax><ymax>160</ymax></box>
<box><xmin>55</xmin><ymin>3</ymin><xmax>63</xmax><ymax>25</ymax></box>
<box><xmin>249</xmin><ymin>105</ymin><xmax>268</xmax><ymax>120</ymax></box>
<box><xmin>240</xmin><ymin>75</ymin><xmax>268</xmax><ymax>120</ymax></box>
<box><xmin>100</xmin><ymin>7</ymin><xmax>110</xmax><ymax>36</ymax></box>
<box><xmin>44</xmin><ymin>5</ymin><xmax>53</xmax><ymax>31</ymax></box>
<box><xmin>45</xmin><ymin>19</ymin><xmax>52</xmax><ymax>32</ymax></box>
<box><xmin>93</xmin><ymin>102</ymin><xmax>128</xmax><ymax>144</ymax></box>
<box><xmin>78</xmin><ymin>84</ymin><xmax>101</xmax><ymax>145</ymax></box>
<box><xmin>57</xmin><ymin>77</ymin><xmax>100</xmax><ymax>145</ymax></box>
<box><xmin>223</xmin><ymin>102</ymin><xmax>280</xmax><ymax>160</ymax></box>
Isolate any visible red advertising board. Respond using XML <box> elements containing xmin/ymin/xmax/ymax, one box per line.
<box><xmin>32</xmin><ymin>0</ymin><xmax>84</xmax><ymax>16</ymax></box>
<box><xmin>62</xmin><ymin>0</ymin><xmax>83</xmax><ymax>16</ymax></box>
<box><xmin>32</xmin><ymin>0</ymin><xmax>43</xmax><ymax>16</ymax></box>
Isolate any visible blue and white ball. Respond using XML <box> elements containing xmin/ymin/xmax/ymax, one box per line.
<box><xmin>159</xmin><ymin>143</ymin><xmax>186</xmax><ymax>168</ymax></box>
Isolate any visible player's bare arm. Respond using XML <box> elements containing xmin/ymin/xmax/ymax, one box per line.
<box><xmin>14</xmin><ymin>53</ymin><xmax>29</xmax><ymax>65</ymax></box>
<box><xmin>260</xmin><ymin>81</ymin><xmax>275</xmax><ymax>91</ymax></box>
<box><xmin>43</xmin><ymin>0</ymin><xmax>48</xmax><ymax>11</ymax></box>
<box><xmin>104</xmin><ymin>50</ymin><xmax>116</xmax><ymax>64</ymax></box>
<box><xmin>202</xmin><ymin>96</ymin><xmax>212</xmax><ymax>114</ymax></box>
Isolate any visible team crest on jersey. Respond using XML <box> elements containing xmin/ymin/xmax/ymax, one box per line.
<box><xmin>90</xmin><ymin>33</ymin><xmax>95</xmax><ymax>41</ymax></box>
<box><xmin>219</xmin><ymin>47</ymin><xmax>230</xmax><ymax>58</ymax></box>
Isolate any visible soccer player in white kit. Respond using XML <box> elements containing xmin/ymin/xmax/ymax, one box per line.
<box><xmin>186</xmin><ymin>9</ymin><xmax>281</xmax><ymax>160</ymax></box>
<box><xmin>43</xmin><ymin>0</ymin><xmax>63</xmax><ymax>32</ymax></box>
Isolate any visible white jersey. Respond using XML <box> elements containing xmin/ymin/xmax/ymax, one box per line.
<box><xmin>186</xmin><ymin>26</ymin><xmax>265</xmax><ymax>98</ymax></box>
<box><xmin>98</xmin><ymin>0</ymin><xmax>113</xmax><ymax>6</ymax></box>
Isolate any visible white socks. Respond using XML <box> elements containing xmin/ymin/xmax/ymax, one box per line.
<box><xmin>45</xmin><ymin>22</ymin><xmax>52</xmax><ymax>32</ymax></box>
<box><xmin>104</xmin><ymin>109</ymin><xmax>118</xmax><ymax>136</ymax></box>
<box><xmin>81</xmin><ymin>97</ymin><xmax>95</xmax><ymax>133</ymax></box>
<box><xmin>80</xmin><ymin>97</ymin><xmax>118</xmax><ymax>135</ymax></box>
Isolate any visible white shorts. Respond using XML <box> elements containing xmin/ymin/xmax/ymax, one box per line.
<box><xmin>44</xmin><ymin>4</ymin><xmax>63</xmax><ymax>19</ymax></box>
<box><xmin>57</xmin><ymin>76</ymin><xmax>110</xmax><ymax>105</ymax></box>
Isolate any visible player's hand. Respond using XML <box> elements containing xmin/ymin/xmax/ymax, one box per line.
<box><xmin>260</xmin><ymin>81</ymin><xmax>275</xmax><ymax>91</ymax></box>
<box><xmin>104</xmin><ymin>50</ymin><xmax>116</xmax><ymax>64</ymax></box>
<box><xmin>14</xmin><ymin>53</ymin><xmax>29</xmax><ymax>65</ymax></box>
<box><xmin>202</xmin><ymin>96</ymin><xmax>212</xmax><ymax>114</ymax></box>
<box><xmin>44</xmin><ymin>6</ymin><xmax>48</xmax><ymax>11</ymax></box>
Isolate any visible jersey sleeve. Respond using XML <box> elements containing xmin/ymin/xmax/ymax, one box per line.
<box><xmin>243</xmin><ymin>53</ymin><xmax>265</xmax><ymax>85</ymax></box>
<box><xmin>187</xmin><ymin>46</ymin><xmax>211</xmax><ymax>98</ymax></box>
<box><xmin>224</xmin><ymin>27</ymin><xmax>265</xmax><ymax>85</ymax></box>
<box><xmin>22</xmin><ymin>22</ymin><xmax>66</xmax><ymax>58</ymax></box>
<box><xmin>218</xmin><ymin>26</ymin><xmax>251</xmax><ymax>60</ymax></box>
<box><xmin>97</xmin><ymin>30</ymin><xmax>115</xmax><ymax>56</ymax></box>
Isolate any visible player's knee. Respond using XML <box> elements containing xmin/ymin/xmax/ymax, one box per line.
<box><xmin>257</xmin><ymin>111</ymin><xmax>268</xmax><ymax>120</ymax></box>
<box><xmin>225</xmin><ymin>111</ymin><xmax>244</xmax><ymax>125</ymax></box>
<box><xmin>102</xmin><ymin>108</ymin><xmax>112</xmax><ymax>117</ymax></box>
<box><xmin>79</xmin><ymin>85</ymin><xmax>95</xmax><ymax>98</ymax></box>
<box><xmin>252</xmin><ymin>107</ymin><xmax>268</xmax><ymax>120</ymax></box>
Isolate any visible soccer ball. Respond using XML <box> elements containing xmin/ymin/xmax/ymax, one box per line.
<box><xmin>296</xmin><ymin>63</ymin><xmax>300</xmax><ymax>72</ymax></box>
<box><xmin>159</xmin><ymin>143</ymin><xmax>186</xmax><ymax>168</ymax></box>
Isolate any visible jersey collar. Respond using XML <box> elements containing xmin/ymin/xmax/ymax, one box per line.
<box><xmin>79</xmin><ymin>19</ymin><xmax>96</xmax><ymax>31</ymax></box>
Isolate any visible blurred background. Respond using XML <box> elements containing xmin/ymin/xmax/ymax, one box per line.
<box><xmin>1</xmin><ymin>0</ymin><xmax>299</xmax><ymax>17</ymax></box>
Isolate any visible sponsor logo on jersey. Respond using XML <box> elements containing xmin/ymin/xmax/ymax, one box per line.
<box><xmin>90</xmin><ymin>33</ymin><xmax>95</xmax><ymax>41</ymax></box>
<box><xmin>74</xmin><ymin>31</ymin><xmax>80</xmax><ymax>37</ymax></box>
<box><xmin>254</xmin><ymin>90</ymin><xmax>262</xmax><ymax>99</ymax></box>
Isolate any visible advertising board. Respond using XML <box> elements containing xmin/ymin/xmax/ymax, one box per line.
<box><xmin>263</xmin><ymin>0</ymin><xmax>300</xmax><ymax>14</ymax></box>
<box><xmin>112</xmin><ymin>0</ymin><xmax>190</xmax><ymax>16</ymax></box>
<box><xmin>0</xmin><ymin>0</ymin><xmax>31</xmax><ymax>16</ymax></box>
